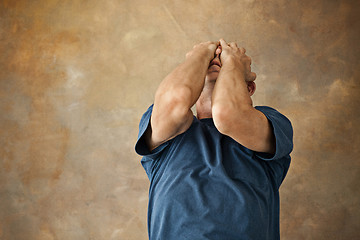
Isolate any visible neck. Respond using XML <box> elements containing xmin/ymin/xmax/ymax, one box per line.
<box><xmin>196</xmin><ymin>82</ymin><xmax>214</xmax><ymax>119</ymax></box>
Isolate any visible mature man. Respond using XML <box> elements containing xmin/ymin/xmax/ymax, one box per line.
<box><xmin>135</xmin><ymin>39</ymin><xmax>293</xmax><ymax>240</ymax></box>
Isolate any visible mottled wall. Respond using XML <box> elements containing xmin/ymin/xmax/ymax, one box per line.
<box><xmin>0</xmin><ymin>0</ymin><xmax>359</xmax><ymax>239</ymax></box>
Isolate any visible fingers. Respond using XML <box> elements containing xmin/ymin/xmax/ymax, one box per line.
<box><xmin>229</xmin><ymin>43</ymin><xmax>245</xmax><ymax>54</ymax></box>
<box><xmin>187</xmin><ymin>41</ymin><xmax>219</xmax><ymax>59</ymax></box>
<box><xmin>192</xmin><ymin>41</ymin><xmax>218</xmax><ymax>48</ymax></box>
<box><xmin>220</xmin><ymin>39</ymin><xmax>247</xmax><ymax>53</ymax></box>
<box><xmin>193</xmin><ymin>39</ymin><xmax>255</xmax><ymax>71</ymax></box>
<box><xmin>229</xmin><ymin>42</ymin><xmax>238</xmax><ymax>48</ymax></box>
<box><xmin>218</xmin><ymin>38</ymin><xmax>256</xmax><ymax>82</ymax></box>
<box><xmin>205</xmin><ymin>40</ymin><xmax>219</xmax><ymax>47</ymax></box>
<box><xmin>202</xmin><ymin>41</ymin><xmax>219</xmax><ymax>52</ymax></box>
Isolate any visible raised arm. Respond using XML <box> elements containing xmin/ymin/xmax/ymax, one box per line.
<box><xmin>212</xmin><ymin>39</ymin><xmax>275</xmax><ymax>154</ymax></box>
<box><xmin>144</xmin><ymin>41</ymin><xmax>219</xmax><ymax>151</ymax></box>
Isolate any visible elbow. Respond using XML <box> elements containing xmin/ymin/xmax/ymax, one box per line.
<box><xmin>212</xmin><ymin>104</ymin><xmax>235</xmax><ymax>135</ymax></box>
<box><xmin>212</xmin><ymin>103</ymin><xmax>252</xmax><ymax>135</ymax></box>
<box><xmin>154</xmin><ymin>85</ymin><xmax>193</xmax><ymax>118</ymax></box>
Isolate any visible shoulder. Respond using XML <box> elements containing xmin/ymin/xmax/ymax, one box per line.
<box><xmin>255</xmin><ymin>106</ymin><xmax>289</xmax><ymax>118</ymax></box>
<box><xmin>254</xmin><ymin>105</ymin><xmax>293</xmax><ymax>160</ymax></box>
<box><xmin>255</xmin><ymin>106</ymin><xmax>293</xmax><ymax>129</ymax></box>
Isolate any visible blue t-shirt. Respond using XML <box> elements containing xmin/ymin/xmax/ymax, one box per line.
<box><xmin>135</xmin><ymin>105</ymin><xmax>293</xmax><ymax>240</ymax></box>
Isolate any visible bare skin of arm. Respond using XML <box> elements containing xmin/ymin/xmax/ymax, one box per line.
<box><xmin>144</xmin><ymin>41</ymin><xmax>219</xmax><ymax>151</ymax></box>
<box><xmin>212</xmin><ymin>39</ymin><xmax>275</xmax><ymax>154</ymax></box>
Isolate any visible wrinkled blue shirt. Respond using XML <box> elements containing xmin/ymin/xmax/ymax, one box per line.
<box><xmin>135</xmin><ymin>105</ymin><xmax>293</xmax><ymax>240</ymax></box>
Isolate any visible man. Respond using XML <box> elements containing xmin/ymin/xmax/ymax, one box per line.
<box><xmin>135</xmin><ymin>39</ymin><xmax>293</xmax><ymax>240</ymax></box>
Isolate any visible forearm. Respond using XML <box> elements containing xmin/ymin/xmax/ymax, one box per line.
<box><xmin>211</xmin><ymin>39</ymin><xmax>275</xmax><ymax>153</ymax></box>
<box><xmin>155</xmin><ymin>52</ymin><xmax>210</xmax><ymax>109</ymax></box>
<box><xmin>212</xmin><ymin>66</ymin><xmax>275</xmax><ymax>153</ymax></box>
<box><xmin>146</xmin><ymin>43</ymin><xmax>217</xmax><ymax>150</ymax></box>
<box><xmin>212</xmin><ymin>59</ymin><xmax>253</xmax><ymax>114</ymax></box>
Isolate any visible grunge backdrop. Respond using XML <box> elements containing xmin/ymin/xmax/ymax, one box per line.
<box><xmin>1</xmin><ymin>0</ymin><xmax>359</xmax><ymax>239</ymax></box>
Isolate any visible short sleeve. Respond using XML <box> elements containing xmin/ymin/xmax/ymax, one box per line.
<box><xmin>135</xmin><ymin>104</ymin><xmax>170</xmax><ymax>160</ymax></box>
<box><xmin>254</xmin><ymin>106</ymin><xmax>293</xmax><ymax>161</ymax></box>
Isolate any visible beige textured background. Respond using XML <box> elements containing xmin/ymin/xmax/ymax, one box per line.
<box><xmin>1</xmin><ymin>0</ymin><xmax>359</xmax><ymax>239</ymax></box>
